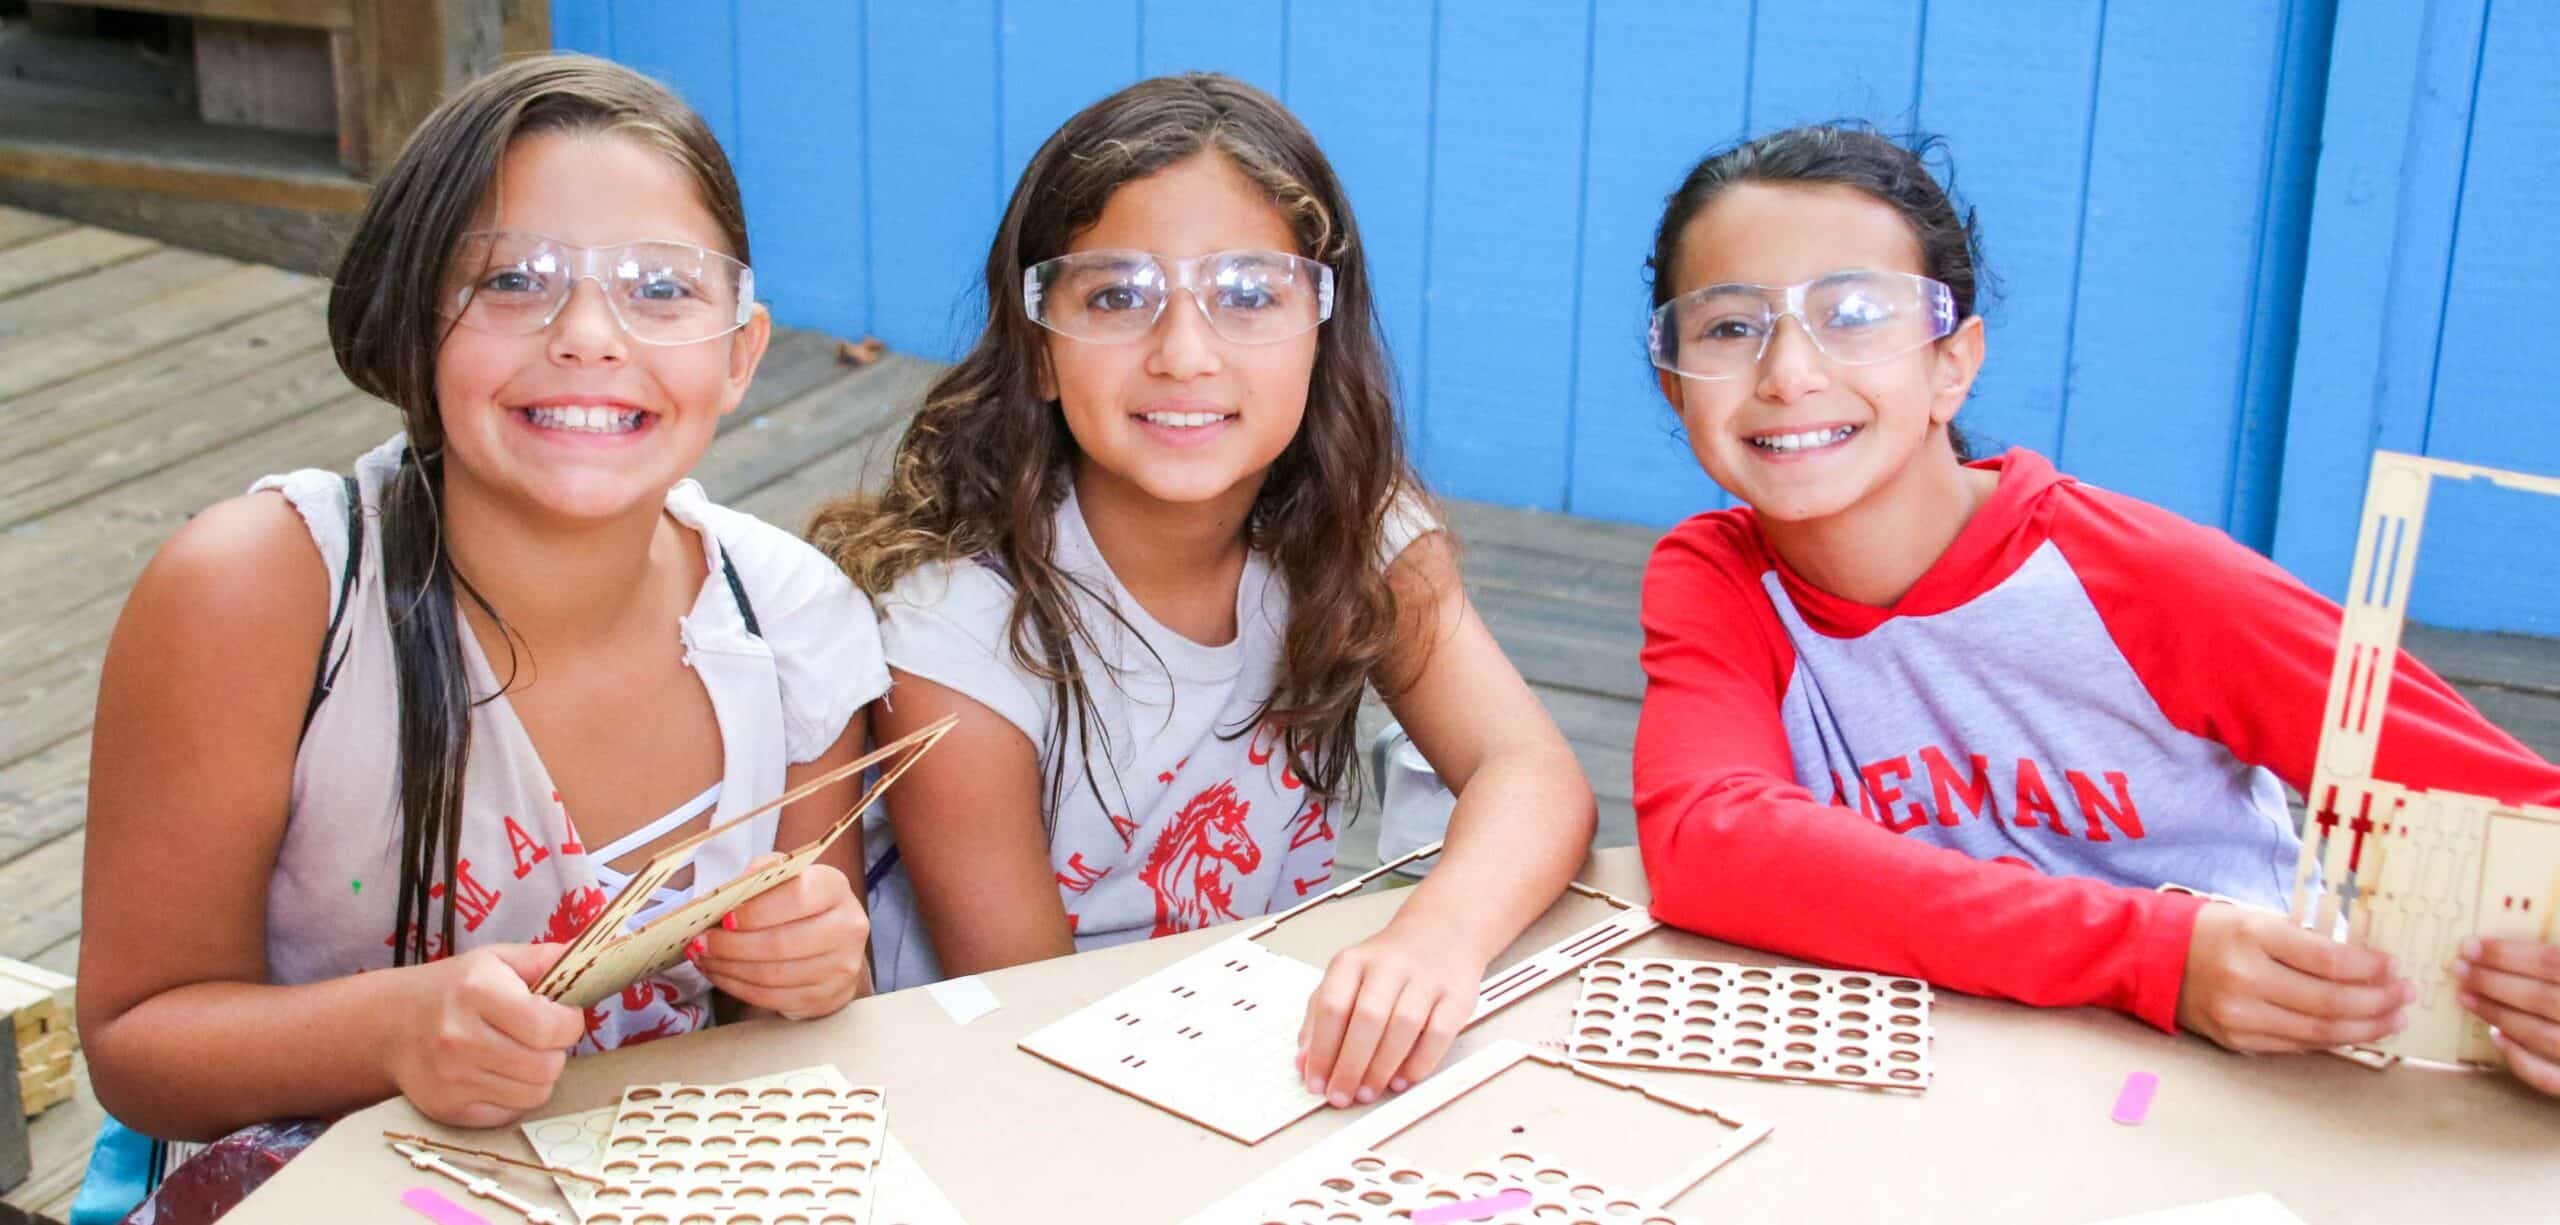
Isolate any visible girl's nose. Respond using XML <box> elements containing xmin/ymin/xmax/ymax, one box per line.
<box><xmin>546</xmin><ymin>279</ymin><xmax>628</xmax><ymax>365</ymax></box>
<box><xmin>1145</xmin><ymin>289</ymin><xmax>1223</xmax><ymax>381</ymax></box>
<box><xmin>1753</xmin><ymin>315</ymin><xmax>1829</xmax><ymax>403</ymax></box>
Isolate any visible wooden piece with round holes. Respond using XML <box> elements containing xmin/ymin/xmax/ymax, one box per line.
<box><xmin>582</xmin><ymin>1081</ymin><xmax>887</xmax><ymax>1225</ymax></box>
<box><xmin>523</xmin><ymin>1065</ymin><xmax>963</xmax><ymax>1225</ymax></box>
<box><xmin>1245</xmin><ymin>1148</ymin><xmax>1704</xmax><ymax>1225</ymax></box>
<box><xmin>1567</xmin><ymin>957</ymin><xmax>1935</xmax><ymax>1090</ymax></box>
<box><xmin>1188</xmin><ymin>1041</ymin><xmax>1768</xmax><ymax>1225</ymax></box>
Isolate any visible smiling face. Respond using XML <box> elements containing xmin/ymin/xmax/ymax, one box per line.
<box><xmin>431</xmin><ymin>128</ymin><xmax>768</xmax><ymax>524</ymax></box>
<box><xmin>1657</xmin><ymin>181</ymin><xmax>1981</xmax><ymax>523</ymax></box>
<box><xmin>1041</xmin><ymin>150</ymin><xmax>1316</xmax><ymax>514</ymax></box>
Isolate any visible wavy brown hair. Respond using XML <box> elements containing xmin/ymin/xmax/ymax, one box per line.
<box><xmin>810</xmin><ymin>73</ymin><xmax>1426</xmax><ymax>819</ymax></box>
<box><xmin>328</xmin><ymin>54</ymin><xmax>751</xmax><ymax>964</ymax></box>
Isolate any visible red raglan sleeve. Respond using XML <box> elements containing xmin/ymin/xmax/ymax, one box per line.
<box><xmin>1634</xmin><ymin>514</ymin><xmax>2207</xmax><ymax>1032</ymax></box>
<box><xmin>2051</xmin><ymin>486</ymin><xmax>2560</xmax><ymax>809</ymax></box>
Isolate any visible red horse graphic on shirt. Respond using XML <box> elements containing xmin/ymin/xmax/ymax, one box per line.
<box><xmin>1142</xmin><ymin>780</ymin><xmax>1263</xmax><ymax>936</ymax></box>
<box><xmin>538</xmin><ymin>886</ymin><xmax>692</xmax><ymax>1051</ymax></box>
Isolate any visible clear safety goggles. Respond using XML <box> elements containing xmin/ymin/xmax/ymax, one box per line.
<box><xmin>444</xmin><ymin>230</ymin><xmax>756</xmax><ymax>346</ymax></box>
<box><xmin>1648</xmin><ymin>268</ymin><xmax>1957</xmax><ymax>380</ymax></box>
<box><xmin>1023</xmin><ymin>248</ymin><xmax>1335</xmax><ymax>345</ymax></box>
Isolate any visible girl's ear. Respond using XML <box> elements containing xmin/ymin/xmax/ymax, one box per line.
<box><xmin>718</xmin><ymin>304</ymin><xmax>774</xmax><ymax>417</ymax></box>
<box><xmin>1928</xmin><ymin>315</ymin><xmax>1986</xmax><ymax>426</ymax></box>
<box><xmin>1655</xmin><ymin>367</ymin><xmax>1687</xmax><ymax>417</ymax></box>
<box><xmin>1036</xmin><ymin>339</ymin><xmax>1058</xmax><ymax>402</ymax></box>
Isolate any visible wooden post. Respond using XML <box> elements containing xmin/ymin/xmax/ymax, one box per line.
<box><xmin>351</xmin><ymin>1</ymin><xmax>518</xmax><ymax>177</ymax></box>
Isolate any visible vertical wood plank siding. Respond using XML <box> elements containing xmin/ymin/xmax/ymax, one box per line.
<box><xmin>558</xmin><ymin>0</ymin><xmax>2554</xmax><ymax>633</ymax></box>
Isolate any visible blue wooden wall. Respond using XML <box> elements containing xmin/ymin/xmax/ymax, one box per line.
<box><xmin>2274</xmin><ymin>0</ymin><xmax>2559</xmax><ymax>634</ymax></box>
<box><xmin>553</xmin><ymin>0</ymin><xmax>2554</xmax><ymax>634</ymax></box>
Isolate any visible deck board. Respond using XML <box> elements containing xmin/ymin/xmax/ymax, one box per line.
<box><xmin>0</xmin><ymin>264</ymin><xmax>316</xmax><ymax>404</ymax></box>
<box><xmin>1</xmin><ymin>214</ymin><xmax>2556</xmax><ymax>1224</ymax></box>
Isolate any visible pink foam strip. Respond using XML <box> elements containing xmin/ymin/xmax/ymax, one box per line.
<box><xmin>2111</xmin><ymin>1069</ymin><xmax>2159</xmax><ymax>1126</ymax></box>
<box><xmin>401</xmin><ymin>1186</ymin><xmax>492</xmax><ymax>1225</ymax></box>
<box><xmin>1413</xmin><ymin>1186</ymin><xmax>1536</xmax><ymax>1224</ymax></box>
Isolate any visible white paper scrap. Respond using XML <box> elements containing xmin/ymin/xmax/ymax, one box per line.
<box><xmin>925</xmin><ymin>973</ymin><xmax>1001</xmax><ymax>1025</ymax></box>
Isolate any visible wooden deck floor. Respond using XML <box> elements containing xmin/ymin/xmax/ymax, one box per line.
<box><xmin>0</xmin><ymin>208</ymin><xmax>2555</xmax><ymax>1221</ymax></box>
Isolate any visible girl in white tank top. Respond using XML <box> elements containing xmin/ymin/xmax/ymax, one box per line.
<box><xmin>71</xmin><ymin>57</ymin><xmax>885</xmax><ymax>1223</ymax></box>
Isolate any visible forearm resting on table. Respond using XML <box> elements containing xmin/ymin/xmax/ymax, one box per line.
<box><xmin>1394</xmin><ymin>748</ymin><xmax>1595</xmax><ymax>966</ymax></box>
<box><xmin>85</xmin><ymin>973</ymin><xmax>415</xmax><ymax>1141</ymax></box>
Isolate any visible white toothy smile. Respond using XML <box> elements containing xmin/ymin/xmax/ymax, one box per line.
<box><xmin>1748</xmin><ymin>425</ymin><xmax>1859</xmax><ymax>453</ymax></box>
<box><xmin>1139</xmin><ymin>410</ymin><xmax>1234</xmax><ymax>428</ymax></box>
<box><xmin>520</xmin><ymin>405</ymin><xmax>648</xmax><ymax>434</ymax></box>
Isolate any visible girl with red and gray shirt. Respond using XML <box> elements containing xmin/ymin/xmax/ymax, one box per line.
<box><xmin>1632</xmin><ymin>125</ymin><xmax>2560</xmax><ymax>1088</ymax></box>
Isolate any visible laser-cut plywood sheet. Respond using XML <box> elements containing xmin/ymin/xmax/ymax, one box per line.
<box><xmin>537</xmin><ymin>716</ymin><xmax>956</xmax><ymax>1009</ymax></box>
<box><xmin>1021</xmin><ymin>936</ymin><xmax>1322</xmax><ymax>1142</ymax></box>
<box><xmin>524</xmin><ymin>1066</ymin><xmax>966</xmax><ymax>1225</ymax></box>
<box><xmin>1186</xmin><ymin>1041</ymin><xmax>1769</xmax><ymax>1225</ymax></box>
<box><xmin>588</xmin><ymin>1082</ymin><xmax>884</xmax><ymax>1224</ymax></box>
<box><xmin>1247</xmin><ymin>1149</ymin><xmax>1701</xmax><ymax>1225</ymax></box>
<box><xmin>1017</xmin><ymin>848</ymin><xmax>1659</xmax><ymax>1143</ymax></box>
<box><xmin>2287</xmin><ymin>452</ymin><xmax>2560</xmax><ymax>1067</ymax></box>
<box><xmin>1567</xmin><ymin>957</ymin><xmax>1935</xmax><ymax>1090</ymax></box>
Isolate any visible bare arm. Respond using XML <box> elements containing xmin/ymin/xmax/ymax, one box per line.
<box><xmin>79</xmin><ymin>493</ymin><xmax>580</xmax><ymax>1139</ymax></box>
<box><xmin>872</xmin><ymin>668</ymin><xmax>1075</xmax><ymax>974</ymax></box>
<box><xmin>1299</xmin><ymin>530</ymin><xmax>1594</xmax><ymax>1103</ymax></box>
<box><xmin>870</xmin><ymin>670</ymin><xmax>1070</xmax><ymax>976</ymax></box>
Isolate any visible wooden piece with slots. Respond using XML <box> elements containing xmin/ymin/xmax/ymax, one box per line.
<box><xmin>1184</xmin><ymin>1041</ymin><xmax>1770</xmax><ymax>1225</ymax></box>
<box><xmin>534</xmin><ymin>716</ymin><xmax>956</xmax><ymax>1009</ymax></box>
<box><xmin>1016</xmin><ymin>843</ymin><xmax>1660</xmax><ymax>1143</ymax></box>
<box><xmin>2286</xmin><ymin>451</ymin><xmax>2560</xmax><ymax>1067</ymax></box>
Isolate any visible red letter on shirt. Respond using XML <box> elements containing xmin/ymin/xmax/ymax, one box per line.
<box><xmin>1830</xmin><ymin>771</ymin><xmax>1874</xmax><ymax>820</ymax></box>
<box><xmin>1919</xmin><ymin>747</ymin><xmax>1993</xmax><ymax>826</ymax></box>
<box><xmin>1056</xmin><ymin>852</ymin><xmax>1110</xmax><ymax>894</ymax></box>
<box><xmin>427</xmin><ymin>859</ymin><xmax>503</xmax><ymax>933</ymax></box>
<box><xmin>1860</xmin><ymin>757</ymin><xmax>1928</xmax><ymax>833</ymax></box>
<box><xmin>504</xmin><ymin>815</ymin><xmax>551</xmax><ymax>880</ymax></box>
<box><xmin>2065</xmin><ymin>770</ymin><xmax>2146</xmax><ymax>842</ymax></box>
<box><xmin>2013</xmin><ymin>759</ymin><xmax>2064</xmax><ymax>834</ymax></box>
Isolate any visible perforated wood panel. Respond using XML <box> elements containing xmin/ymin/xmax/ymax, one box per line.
<box><xmin>1567</xmin><ymin>958</ymin><xmax>1934</xmax><ymax>1090</ymax></box>
<box><xmin>524</xmin><ymin>1067</ymin><xmax>965</xmax><ymax>1225</ymax></box>
<box><xmin>1017</xmin><ymin>846</ymin><xmax>1661</xmax><ymax>1144</ymax></box>
<box><xmin>1242</xmin><ymin>1148</ymin><xmax>1701</xmax><ymax>1225</ymax></box>
<box><xmin>582</xmin><ymin>1081</ymin><xmax>886</xmax><ymax>1224</ymax></box>
<box><xmin>1186</xmin><ymin>1042</ymin><xmax>1769</xmax><ymax>1225</ymax></box>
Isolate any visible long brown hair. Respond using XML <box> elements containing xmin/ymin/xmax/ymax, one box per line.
<box><xmin>326</xmin><ymin>54</ymin><xmax>751</xmax><ymax>964</ymax></box>
<box><xmin>810</xmin><ymin>73</ymin><xmax>1424</xmax><ymax>819</ymax></box>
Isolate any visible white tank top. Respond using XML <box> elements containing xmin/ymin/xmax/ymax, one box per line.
<box><xmin>253</xmin><ymin>436</ymin><xmax>888</xmax><ymax>1053</ymax></box>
